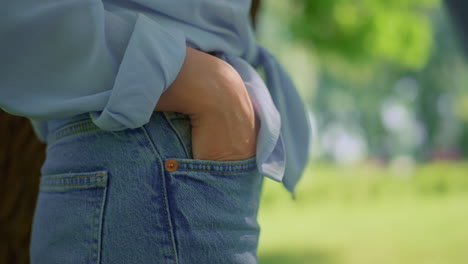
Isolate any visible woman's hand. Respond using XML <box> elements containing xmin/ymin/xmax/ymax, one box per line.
<box><xmin>155</xmin><ymin>47</ymin><xmax>257</xmax><ymax>161</ymax></box>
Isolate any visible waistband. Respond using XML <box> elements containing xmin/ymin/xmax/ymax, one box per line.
<box><xmin>45</xmin><ymin>113</ymin><xmax>98</xmax><ymax>144</ymax></box>
<box><xmin>44</xmin><ymin>111</ymin><xmax>197</xmax><ymax>166</ymax></box>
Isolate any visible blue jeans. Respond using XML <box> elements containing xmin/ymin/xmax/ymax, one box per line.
<box><xmin>30</xmin><ymin>111</ymin><xmax>263</xmax><ymax>264</ymax></box>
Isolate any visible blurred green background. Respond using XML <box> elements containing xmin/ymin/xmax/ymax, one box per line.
<box><xmin>255</xmin><ymin>0</ymin><xmax>468</xmax><ymax>263</ymax></box>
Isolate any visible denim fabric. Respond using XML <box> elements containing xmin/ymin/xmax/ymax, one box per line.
<box><xmin>30</xmin><ymin>112</ymin><xmax>263</xmax><ymax>264</ymax></box>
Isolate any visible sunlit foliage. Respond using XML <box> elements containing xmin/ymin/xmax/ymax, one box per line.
<box><xmin>289</xmin><ymin>0</ymin><xmax>440</xmax><ymax>69</ymax></box>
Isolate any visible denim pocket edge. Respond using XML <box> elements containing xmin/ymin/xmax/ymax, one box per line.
<box><xmin>162</xmin><ymin>111</ymin><xmax>258</xmax><ymax>173</ymax></box>
<box><xmin>166</xmin><ymin>156</ymin><xmax>257</xmax><ymax>174</ymax></box>
<box><xmin>39</xmin><ymin>170</ymin><xmax>108</xmax><ymax>192</ymax></box>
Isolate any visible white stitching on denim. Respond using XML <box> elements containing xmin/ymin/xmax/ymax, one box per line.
<box><xmin>141</xmin><ymin>125</ymin><xmax>180</xmax><ymax>264</ymax></box>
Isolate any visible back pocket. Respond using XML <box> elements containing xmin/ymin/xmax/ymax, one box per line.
<box><xmin>30</xmin><ymin>171</ymin><xmax>108</xmax><ymax>264</ymax></box>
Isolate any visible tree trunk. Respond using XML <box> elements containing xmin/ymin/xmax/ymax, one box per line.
<box><xmin>0</xmin><ymin>111</ymin><xmax>45</xmax><ymax>264</ymax></box>
<box><xmin>250</xmin><ymin>0</ymin><xmax>262</xmax><ymax>28</ymax></box>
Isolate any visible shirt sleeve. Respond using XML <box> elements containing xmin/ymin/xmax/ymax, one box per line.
<box><xmin>0</xmin><ymin>0</ymin><xmax>186</xmax><ymax>130</ymax></box>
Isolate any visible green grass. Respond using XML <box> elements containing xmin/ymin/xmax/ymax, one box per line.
<box><xmin>257</xmin><ymin>162</ymin><xmax>468</xmax><ymax>264</ymax></box>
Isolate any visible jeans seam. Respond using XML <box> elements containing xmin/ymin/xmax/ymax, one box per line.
<box><xmin>40</xmin><ymin>182</ymin><xmax>107</xmax><ymax>187</ymax></box>
<box><xmin>141</xmin><ymin>126</ymin><xmax>180</xmax><ymax>264</ymax></box>
<box><xmin>176</xmin><ymin>159</ymin><xmax>256</xmax><ymax>166</ymax></box>
<box><xmin>53</xmin><ymin>128</ymin><xmax>99</xmax><ymax>143</ymax></box>
<box><xmin>176</xmin><ymin>168</ymin><xmax>256</xmax><ymax>173</ymax></box>
<box><xmin>53</xmin><ymin>119</ymin><xmax>94</xmax><ymax>136</ymax></box>
<box><xmin>41</xmin><ymin>174</ymin><xmax>103</xmax><ymax>181</ymax></box>
<box><xmin>96</xmin><ymin>182</ymin><xmax>108</xmax><ymax>264</ymax></box>
<box><xmin>49</xmin><ymin>120</ymin><xmax>99</xmax><ymax>145</ymax></box>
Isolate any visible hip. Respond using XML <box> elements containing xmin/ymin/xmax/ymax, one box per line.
<box><xmin>31</xmin><ymin>111</ymin><xmax>263</xmax><ymax>264</ymax></box>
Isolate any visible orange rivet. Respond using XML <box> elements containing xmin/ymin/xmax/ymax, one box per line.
<box><xmin>165</xmin><ymin>159</ymin><xmax>178</xmax><ymax>172</ymax></box>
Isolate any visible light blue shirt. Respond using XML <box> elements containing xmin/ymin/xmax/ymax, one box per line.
<box><xmin>0</xmin><ymin>0</ymin><xmax>310</xmax><ymax>193</ymax></box>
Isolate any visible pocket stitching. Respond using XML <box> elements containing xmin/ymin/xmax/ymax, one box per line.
<box><xmin>49</xmin><ymin>120</ymin><xmax>99</xmax><ymax>145</ymax></box>
<box><xmin>176</xmin><ymin>168</ymin><xmax>256</xmax><ymax>174</ymax></box>
<box><xmin>175</xmin><ymin>158</ymin><xmax>256</xmax><ymax>167</ymax></box>
<box><xmin>41</xmin><ymin>172</ymin><xmax>105</xmax><ymax>181</ymax></box>
<box><xmin>40</xmin><ymin>171</ymin><xmax>108</xmax><ymax>191</ymax></box>
<box><xmin>53</xmin><ymin>119</ymin><xmax>94</xmax><ymax>136</ymax></box>
<box><xmin>32</xmin><ymin>172</ymin><xmax>108</xmax><ymax>263</ymax></box>
<box><xmin>168</xmin><ymin>158</ymin><xmax>257</xmax><ymax>174</ymax></box>
<box><xmin>41</xmin><ymin>181</ymin><xmax>107</xmax><ymax>187</ymax></box>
